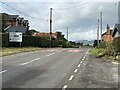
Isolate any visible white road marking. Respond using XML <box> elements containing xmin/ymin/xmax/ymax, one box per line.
<box><xmin>20</xmin><ymin>61</ymin><xmax>30</xmax><ymax>65</ymax></box>
<box><xmin>78</xmin><ymin>64</ymin><xmax>81</xmax><ymax>67</ymax></box>
<box><xmin>74</xmin><ymin>69</ymin><xmax>78</xmax><ymax>73</ymax></box>
<box><xmin>83</xmin><ymin>57</ymin><xmax>86</xmax><ymax>59</ymax></box>
<box><xmin>46</xmin><ymin>53</ymin><xmax>55</xmax><ymax>56</ymax></box>
<box><xmin>0</xmin><ymin>70</ymin><xmax>7</xmax><ymax>74</ymax></box>
<box><xmin>69</xmin><ymin>75</ymin><xmax>74</xmax><ymax>81</ymax></box>
<box><xmin>82</xmin><ymin>58</ymin><xmax>84</xmax><ymax>61</ymax></box>
<box><xmin>34</xmin><ymin>58</ymin><xmax>40</xmax><ymax>61</ymax></box>
<box><xmin>80</xmin><ymin>61</ymin><xmax>83</xmax><ymax>64</ymax></box>
<box><xmin>112</xmin><ymin>62</ymin><xmax>118</xmax><ymax>65</ymax></box>
<box><xmin>62</xmin><ymin>85</ymin><xmax>68</xmax><ymax>90</ymax></box>
<box><xmin>20</xmin><ymin>58</ymin><xmax>40</xmax><ymax>66</ymax></box>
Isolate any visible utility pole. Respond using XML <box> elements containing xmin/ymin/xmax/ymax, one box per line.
<box><xmin>100</xmin><ymin>12</ymin><xmax>102</xmax><ymax>41</ymax></box>
<box><xmin>97</xmin><ymin>19</ymin><xmax>100</xmax><ymax>48</ymax></box>
<box><xmin>67</xmin><ymin>27</ymin><xmax>68</xmax><ymax>41</ymax></box>
<box><xmin>50</xmin><ymin>8</ymin><xmax>52</xmax><ymax>47</ymax></box>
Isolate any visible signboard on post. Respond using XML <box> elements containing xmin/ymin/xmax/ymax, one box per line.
<box><xmin>9</xmin><ymin>32</ymin><xmax>22</xmax><ymax>42</ymax></box>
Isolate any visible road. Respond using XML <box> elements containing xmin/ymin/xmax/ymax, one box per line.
<box><xmin>1</xmin><ymin>48</ymin><xmax>119</xmax><ymax>89</ymax></box>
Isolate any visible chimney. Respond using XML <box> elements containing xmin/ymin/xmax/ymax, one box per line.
<box><xmin>106</xmin><ymin>24</ymin><xmax>110</xmax><ymax>35</ymax></box>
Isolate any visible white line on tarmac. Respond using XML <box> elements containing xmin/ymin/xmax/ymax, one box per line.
<box><xmin>82</xmin><ymin>58</ymin><xmax>84</xmax><ymax>61</ymax></box>
<box><xmin>80</xmin><ymin>61</ymin><xmax>83</xmax><ymax>64</ymax></box>
<box><xmin>0</xmin><ymin>70</ymin><xmax>7</xmax><ymax>74</ymax></box>
<box><xmin>83</xmin><ymin>57</ymin><xmax>86</xmax><ymax>59</ymax></box>
<box><xmin>20</xmin><ymin>61</ymin><xmax>31</xmax><ymax>66</ymax></box>
<box><xmin>74</xmin><ymin>69</ymin><xmax>78</xmax><ymax>73</ymax></box>
<box><xmin>62</xmin><ymin>85</ymin><xmax>68</xmax><ymax>90</ymax></box>
<box><xmin>34</xmin><ymin>58</ymin><xmax>40</xmax><ymax>61</ymax></box>
<box><xmin>78</xmin><ymin>64</ymin><xmax>81</xmax><ymax>67</ymax></box>
<box><xmin>46</xmin><ymin>53</ymin><xmax>55</xmax><ymax>56</ymax></box>
<box><xmin>69</xmin><ymin>75</ymin><xmax>74</xmax><ymax>81</ymax></box>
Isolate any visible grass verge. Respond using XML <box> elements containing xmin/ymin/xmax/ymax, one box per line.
<box><xmin>0</xmin><ymin>47</ymin><xmax>42</xmax><ymax>57</ymax></box>
<box><xmin>89</xmin><ymin>48</ymin><xmax>120</xmax><ymax>62</ymax></box>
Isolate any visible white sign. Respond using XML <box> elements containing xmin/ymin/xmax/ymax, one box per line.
<box><xmin>9</xmin><ymin>32</ymin><xmax>22</xmax><ymax>42</ymax></box>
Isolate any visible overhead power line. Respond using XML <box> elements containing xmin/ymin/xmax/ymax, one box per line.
<box><xmin>0</xmin><ymin>1</ymin><xmax>48</xmax><ymax>21</ymax></box>
<box><xmin>54</xmin><ymin>0</ymin><xmax>91</xmax><ymax>10</ymax></box>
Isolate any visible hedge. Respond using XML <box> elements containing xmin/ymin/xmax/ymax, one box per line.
<box><xmin>1</xmin><ymin>33</ymin><xmax>59</xmax><ymax>47</ymax></box>
<box><xmin>113</xmin><ymin>37</ymin><xmax>120</xmax><ymax>53</ymax></box>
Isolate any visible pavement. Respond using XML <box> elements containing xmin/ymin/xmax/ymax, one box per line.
<box><xmin>0</xmin><ymin>48</ymin><xmax>119</xmax><ymax>90</ymax></box>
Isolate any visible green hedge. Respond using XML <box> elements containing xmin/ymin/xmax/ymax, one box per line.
<box><xmin>1</xmin><ymin>33</ymin><xmax>9</xmax><ymax>47</ymax></box>
<box><xmin>1</xmin><ymin>33</ymin><xmax>59</xmax><ymax>47</ymax></box>
<box><xmin>113</xmin><ymin>37</ymin><xmax>120</xmax><ymax>54</ymax></box>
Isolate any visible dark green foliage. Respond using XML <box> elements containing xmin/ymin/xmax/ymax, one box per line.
<box><xmin>113</xmin><ymin>37</ymin><xmax>120</xmax><ymax>54</ymax></box>
<box><xmin>1</xmin><ymin>33</ymin><xmax>9</xmax><ymax>47</ymax></box>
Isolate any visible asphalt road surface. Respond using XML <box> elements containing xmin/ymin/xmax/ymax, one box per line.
<box><xmin>1</xmin><ymin>48</ymin><xmax>119</xmax><ymax>90</ymax></box>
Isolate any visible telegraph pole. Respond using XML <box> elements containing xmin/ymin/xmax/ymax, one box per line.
<box><xmin>50</xmin><ymin>8</ymin><xmax>52</xmax><ymax>47</ymax></box>
<box><xmin>97</xmin><ymin>19</ymin><xmax>100</xmax><ymax>48</ymax></box>
<box><xmin>100</xmin><ymin>12</ymin><xmax>102</xmax><ymax>41</ymax></box>
<box><xmin>67</xmin><ymin>27</ymin><xmax>68</xmax><ymax>41</ymax></box>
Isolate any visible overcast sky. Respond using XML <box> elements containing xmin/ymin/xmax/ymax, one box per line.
<box><xmin>0</xmin><ymin>0</ymin><xmax>119</xmax><ymax>41</ymax></box>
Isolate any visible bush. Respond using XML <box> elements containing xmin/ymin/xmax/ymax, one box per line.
<box><xmin>113</xmin><ymin>37</ymin><xmax>120</xmax><ymax>54</ymax></box>
<box><xmin>90</xmin><ymin>48</ymin><xmax>105</xmax><ymax>58</ymax></box>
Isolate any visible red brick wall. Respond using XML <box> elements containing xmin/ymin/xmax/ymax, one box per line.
<box><xmin>102</xmin><ymin>35</ymin><xmax>113</xmax><ymax>42</ymax></box>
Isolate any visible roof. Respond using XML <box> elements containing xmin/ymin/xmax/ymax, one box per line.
<box><xmin>0</xmin><ymin>13</ymin><xmax>19</xmax><ymax>20</ymax></box>
<box><xmin>9</xmin><ymin>15</ymin><xmax>19</xmax><ymax>19</ymax></box>
<box><xmin>112</xmin><ymin>24</ymin><xmax>120</xmax><ymax>37</ymax></box>
<box><xmin>35</xmin><ymin>32</ymin><xmax>57</xmax><ymax>38</ymax></box>
<box><xmin>24</xmin><ymin>20</ymin><xmax>29</xmax><ymax>24</ymax></box>
<box><xmin>7</xmin><ymin>26</ymin><xmax>28</xmax><ymax>34</ymax></box>
<box><xmin>102</xmin><ymin>30</ymin><xmax>113</xmax><ymax>36</ymax></box>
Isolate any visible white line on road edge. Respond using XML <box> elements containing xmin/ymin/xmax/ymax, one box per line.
<box><xmin>78</xmin><ymin>64</ymin><xmax>81</xmax><ymax>67</ymax></box>
<box><xmin>69</xmin><ymin>75</ymin><xmax>74</xmax><ymax>81</ymax></box>
<box><xmin>62</xmin><ymin>85</ymin><xmax>68</xmax><ymax>90</ymax></box>
<box><xmin>74</xmin><ymin>69</ymin><xmax>78</xmax><ymax>73</ymax></box>
<box><xmin>0</xmin><ymin>70</ymin><xmax>7</xmax><ymax>74</ymax></box>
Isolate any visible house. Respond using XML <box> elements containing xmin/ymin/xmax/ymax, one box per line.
<box><xmin>112</xmin><ymin>24</ymin><xmax>120</xmax><ymax>38</ymax></box>
<box><xmin>34</xmin><ymin>32</ymin><xmax>58</xmax><ymax>39</ymax></box>
<box><xmin>102</xmin><ymin>24</ymin><xmax>113</xmax><ymax>42</ymax></box>
<box><xmin>0</xmin><ymin>13</ymin><xmax>30</xmax><ymax>35</ymax></box>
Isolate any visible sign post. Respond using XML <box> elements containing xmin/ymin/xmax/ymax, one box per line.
<box><xmin>9</xmin><ymin>32</ymin><xmax>22</xmax><ymax>47</ymax></box>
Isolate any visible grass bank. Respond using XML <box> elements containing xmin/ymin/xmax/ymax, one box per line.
<box><xmin>89</xmin><ymin>48</ymin><xmax>120</xmax><ymax>62</ymax></box>
<box><xmin>0</xmin><ymin>47</ymin><xmax>42</xmax><ymax>57</ymax></box>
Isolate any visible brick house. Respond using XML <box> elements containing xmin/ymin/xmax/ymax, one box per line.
<box><xmin>0</xmin><ymin>13</ymin><xmax>30</xmax><ymax>35</ymax></box>
<box><xmin>34</xmin><ymin>32</ymin><xmax>58</xmax><ymax>39</ymax></box>
<box><xmin>102</xmin><ymin>24</ymin><xmax>113</xmax><ymax>42</ymax></box>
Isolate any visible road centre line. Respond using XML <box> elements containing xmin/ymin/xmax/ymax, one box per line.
<box><xmin>69</xmin><ymin>75</ymin><xmax>74</xmax><ymax>81</ymax></box>
<box><xmin>20</xmin><ymin>58</ymin><xmax>40</xmax><ymax>66</ymax></box>
<box><xmin>46</xmin><ymin>53</ymin><xmax>55</xmax><ymax>56</ymax></box>
<box><xmin>62</xmin><ymin>85</ymin><xmax>68</xmax><ymax>90</ymax></box>
<box><xmin>0</xmin><ymin>70</ymin><xmax>7</xmax><ymax>74</ymax></box>
<box><xmin>74</xmin><ymin>69</ymin><xmax>78</xmax><ymax>73</ymax></box>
